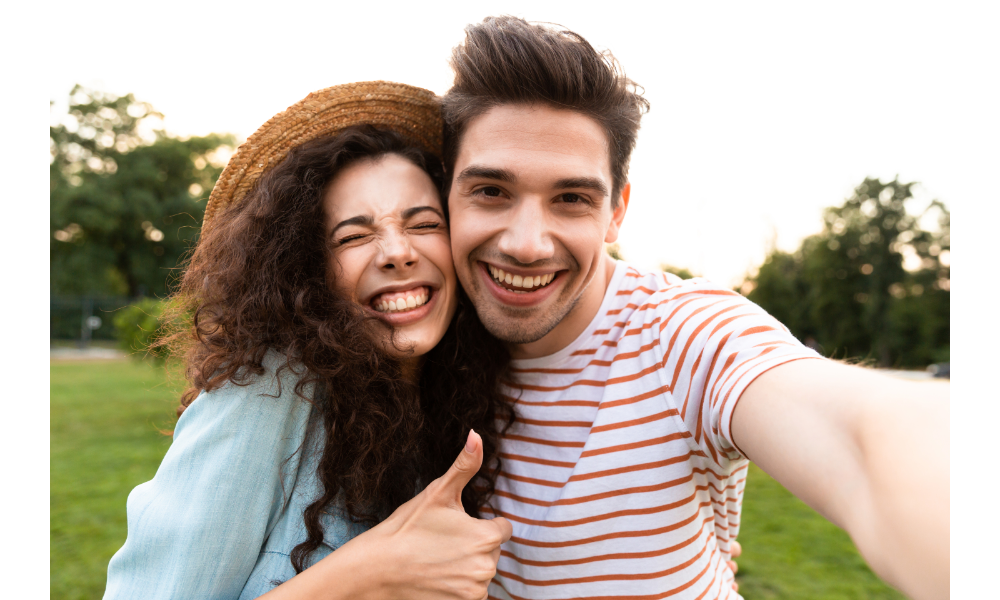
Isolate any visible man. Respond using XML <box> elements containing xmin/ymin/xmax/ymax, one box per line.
<box><xmin>442</xmin><ymin>16</ymin><xmax>948</xmax><ymax>600</ymax></box>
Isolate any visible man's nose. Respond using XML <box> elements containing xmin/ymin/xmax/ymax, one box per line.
<box><xmin>496</xmin><ymin>199</ymin><xmax>554</xmax><ymax>264</ymax></box>
<box><xmin>378</xmin><ymin>230</ymin><xmax>419</xmax><ymax>270</ymax></box>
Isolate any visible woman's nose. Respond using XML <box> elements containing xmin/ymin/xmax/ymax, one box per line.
<box><xmin>378</xmin><ymin>231</ymin><xmax>419</xmax><ymax>270</ymax></box>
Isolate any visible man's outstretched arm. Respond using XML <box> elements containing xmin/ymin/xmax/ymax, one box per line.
<box><xmin>732</xmin><ymin>359</ymin><xmax>949</xmax><ymax>600</ymax></box>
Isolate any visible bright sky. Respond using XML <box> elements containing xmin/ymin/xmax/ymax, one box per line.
<box><xmin>48</xmin><ymin>0</ymin><xmax>997</xmax><ymax>286</ymax></box>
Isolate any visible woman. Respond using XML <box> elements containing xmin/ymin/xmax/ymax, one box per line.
<box><xmin>104</xmin><ymin>82</ymin><xmax>515</xmax><ymax>600</ymax></box>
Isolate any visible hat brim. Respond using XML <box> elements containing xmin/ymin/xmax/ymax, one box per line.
<box><xmin>204</xmin><ymin>81</ymin><xmax>443</xmax><ymax>232</ymax></box>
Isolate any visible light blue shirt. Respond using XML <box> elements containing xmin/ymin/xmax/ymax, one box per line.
<box><xmin>104</xmin><ymin>352</ymin><xmax>371</xmax><ymax>599</ymax></box>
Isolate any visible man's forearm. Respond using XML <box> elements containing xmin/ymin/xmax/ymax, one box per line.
<box><xmin>734</xmin><ymin>360</ymin><xmax>949</xmax><ymax>600</ymax></box>
<box><xmin>848</xmin><ymin>380</ymin><xmax>949</xmax><ymax>600</ymax></box>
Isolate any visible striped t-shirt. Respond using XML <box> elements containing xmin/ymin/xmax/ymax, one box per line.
<box><xmin>485</xmin><ymin>261</ymin><xmax>820</xmax><ymax>600</ymax></box>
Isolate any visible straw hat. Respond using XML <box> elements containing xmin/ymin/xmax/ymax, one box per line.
<box><xmin>203</xmin><ymin>81</ymin><xmax>443</xmax><ymax>233</ymax></box>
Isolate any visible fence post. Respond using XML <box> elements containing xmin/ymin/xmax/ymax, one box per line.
<box><xmin>80</xmin><ymin>297</ymin><xmax>93</xmax><ymax>349</ymax></box>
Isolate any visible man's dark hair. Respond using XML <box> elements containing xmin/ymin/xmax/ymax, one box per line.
<box><xmin>442</xmin><ymin>16</ymin><xmax>650</xmax><ymax>207</ymax></box>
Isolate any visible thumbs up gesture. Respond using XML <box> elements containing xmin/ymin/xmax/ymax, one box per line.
<box><xmin>356</xmin><ymin>429</ymin><xmax>513</xmax><ymax>600</ymax></box>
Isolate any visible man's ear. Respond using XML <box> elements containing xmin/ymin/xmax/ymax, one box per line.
<box><xmin>604</xmin><ymin>183</ymin><xmax>631</xmax><ymax>243</ymax></box>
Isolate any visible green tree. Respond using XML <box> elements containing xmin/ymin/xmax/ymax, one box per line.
<box><xmin>660</xmin><ymin>264</ymin><xmax>698</xmax><ymax>280</ymax></box>
<box><xmin>51</xmin><ymin>86</ymin><xmax>234</xmax><ymax>297</ymax></box>
<box><xmin>743</xmin><ymin>177</ymin><xmax>949</xmax><ymax>367</ymax></box>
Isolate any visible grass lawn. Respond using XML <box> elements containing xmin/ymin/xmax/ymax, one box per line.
<box><xmin>737</xmin><ymin>463</ymin><xmax>905</xmax><ymax>599</ymax></box>
<box><xmin>52</xmin><ymin>359</ymin><xmax>905</xmax><ymax>599</ymax></box>
<box><xmin>51</xmin><ymin>359</ymin><xmax>180</xmax><ymax>600</ymax></box>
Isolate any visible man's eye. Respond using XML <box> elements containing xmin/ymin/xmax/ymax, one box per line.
<box><xmin>560</xmin><ymin>193</ymin><xmax>584</xmax><ymax>203</ymax></box>
<box><xmin>412</xmin><ymin>223</ymin><xmax>441</xmax><ymax>230</ymax></box>
<box><xmin>479</xmin><ymin>186</ymin><xmax>503</xmax><ymax>197</ymax></box>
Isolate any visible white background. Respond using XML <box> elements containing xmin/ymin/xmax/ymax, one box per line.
<box><xmin>46</xmin><ymin>0</ymin><xmax>996</xmax><ymax>285</ymax></box>
<box><xmin>8</xmin><ymin>1</ymin><xmax>996</xmax><ymax>596</ymax></box>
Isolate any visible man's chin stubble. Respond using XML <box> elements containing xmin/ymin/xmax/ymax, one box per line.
<box><xmin>474</xmin><ymin>295</ymin><xmax>582</xmax><ymax>346</ymax></box>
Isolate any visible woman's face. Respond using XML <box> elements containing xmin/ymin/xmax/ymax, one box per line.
<box><xmin>324</xmin><ymin>154</ymin><xmax>458</xmax><ymax>360</ymax></box>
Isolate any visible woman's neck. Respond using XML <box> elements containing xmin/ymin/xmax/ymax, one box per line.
<box><xmin>400</xmin><ymin>357</ymin><xmax>421</xmax><ymax>384</ymax></box>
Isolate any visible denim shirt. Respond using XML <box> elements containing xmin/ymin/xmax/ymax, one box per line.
<box><xmin>104</xmin><ymin>353</ymin><xmax>371</xmax><ymax>600</ymax></box>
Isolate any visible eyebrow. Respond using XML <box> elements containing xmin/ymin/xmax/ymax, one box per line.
<box><xmin>329</xmin><ymin>206</ymin><xmax>445</xmax><ymax>237</ymax></box>
<box><xmin>456</xmin><ymin>166</ymin><xmax>609</xmax><ymax>197</ymax></box>
<box><xmin>402</xmin><ymin>205</ymin><xmax>445</xmax><ymax>221</ymax></box>
<box><xmin>455</xmin><ymin>166</ymin><xmax>517</xmax><ymax>184</ymax></box>
<box><xmin>330</xmin><ymin>214</ymin><xmax>374</xmax><ymax>236</ymax></box>
<box><xmin>554</xmin><ymin>177</ymin><xmax>609</xmax><ymax>197</ymax></box>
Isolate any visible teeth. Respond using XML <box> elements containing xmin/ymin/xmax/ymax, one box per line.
<box><xmin>488</xmin><ymin>265</ymin><xmax>556</xmax><ymax>291</ymax></box>
<box><xmin>373</xmin><ymin>289</ymin><xmax>430</xmax><ymax>313</ymax></box>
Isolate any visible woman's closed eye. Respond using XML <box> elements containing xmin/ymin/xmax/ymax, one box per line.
<box><xmin>334</xmin><ymin>233</ymin><xmax>370</xmax><ymax>246</ymax></box>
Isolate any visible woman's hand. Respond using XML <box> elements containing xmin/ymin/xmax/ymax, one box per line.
<box><xmin>262</xmin><ymin>429</ymin><xmax>511</xmax><ymax>600</ymax></box>
<box><xmin>367</xmin><ymin>429</ymin><xmax>512</xmax><ymax>599</ymax></box>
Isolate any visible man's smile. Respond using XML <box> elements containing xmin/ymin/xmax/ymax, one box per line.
<box><xmin>478</xmin><ymin>261</ymin><xmax>564</xmax><ymax>307</ymax></box>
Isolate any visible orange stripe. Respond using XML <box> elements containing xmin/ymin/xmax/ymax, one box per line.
<box><xmin>486</xmin><ymin>479</ymin><xmax>739</xmax><ymax>528</ymax></box>
<box><xmin>509</xmin><ymin>398</ymin><xmax>601</xmax><ymax>408</ymax></box>
<box><xmin>751</xmin><ymin>340</ymin><xmax>797</xmax><ymax>348</ymax></box>
<box><xmin>500</xmin><ymin>471</ymin><xmax>565</xmax><ymax>488</ymax></box>
<box><xmin>739</xmin><ymin>325</ymin><xmax>776</xmax><ymax>337</ymax></box>
<box><xmin>507</xmin><ymin>500</ymin><xmax>711</xmax><ymax>548</ymax></box>
<box><xmin>617</xmin><ymin>285</ymin><xmax>656</xmax><ymax>296</ymax></box>
<box><xmin>497</xmin><ymin>516</ymin><xmax>715</xmax><ymax>567</ymax></box>
<box><xmin>499</xmin><ymin>451</ymin><xmax>696</xmax><ymax>490</ymax></box>
<box><xmin>502</xmin><ymin>433</ymin><xmax>586</xmax><ymax>448</ymax></box>
<box><xmin>714</xmin><ymin>351</ymin><xmax>792</xmax><ymax>427</ymax></box>
<box><xmin>580</xmin><ymin>431</ymin><xmax>693</xmax><ymax>458</ymax></box>
<box><xmin>591</xmin><ymin>409</ymin><xmax>675</xmax><ymax>433</ymax></box>
<box><xmin>570</xmin><ymin>451</ymin><xmax>699</xmax><ymax>483</ymax></box>
<box><xmin>516</xmin><ymin>378</ymin><xmax>608</xmax><ymax>392</ymax></box>
<box><xmin>661</xmin><ymin>300</ymin><xmax>723</xmax><ymax>363</ymax></box>
<box><xmin>497</xmin><ymin>531</ymin><xmax>715</xmax><ymax>586</ymax></box>
<box><xmin>670</xmin><ymin>303</ymin><xmax>741</xmax><ymax>394</ymax></box>
<box><xmin>706</xmin><ymin>353</ymin><xmax>737</xmax><ymax>407</ymax></box>
<box><xmin>680</xmin><ymin>351</ymin><xmax>703</xmax><ymax>421</ymax></box>
<box><xmin>710</xmin><ymin>346</ymin><xmax>778</xmax><ymax>411</ymax></box>
<box><xmin>692</xmin><ymin>551</ymin><xmax>724</xmax><ymax>600</ymax></box>
<box><xmin>500</xmin><ymin>452</ymin><xmax>576</xmax><ymax>468</ymax></box>
<box><xmin>698</xmin><ymin>331</ymin><xmax>732</xmax><ymax>442</ymax></box>
<box><xmin>513</xmin><ymin>337</ymin><xmax>660</xmax><ymax>377</ymax></box>
<box><xmin>517</xmin><ymin>417</ymin><xmax>593</xmax><ymax>428</ymax></box>
<box><xmin>492</xmin><ymin>464</ymin><xmax>747</xmax><ymax>508</ymax></box>
<box><xmin>494</xmin><ymin>539</ymin><xmax>719</xmax><ymax>600</ymax></box>
<box><xmin>488</xmin><ymin>479</ymin><xmax>743</xmax><ymax>514</ymax></box>
<box><xmin>599</xmin><ymin>384</ymin><xmax>669</xmax><ymax>410</ymax></box>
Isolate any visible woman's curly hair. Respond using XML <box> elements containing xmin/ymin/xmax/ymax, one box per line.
<box><xmin>164</xmin><ymin>125</ymin><xmax>514</xmax><ymax>573</ymax></box>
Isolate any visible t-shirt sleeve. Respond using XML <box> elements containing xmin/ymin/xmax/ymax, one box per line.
<box><xmin>655</xmin><ymin>281</ymin><xmax>821</xmax><ymax>466</ymax></box>
<box><xmin>103</xmin><ymin>358</ymin><xmax>314</xmax><ymax>600</ymax></box>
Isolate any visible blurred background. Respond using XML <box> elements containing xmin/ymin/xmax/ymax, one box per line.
<box><xmin>50</xmin><ymin>1</ymin><xmax>985</xmax><ymax>598</ymax></box>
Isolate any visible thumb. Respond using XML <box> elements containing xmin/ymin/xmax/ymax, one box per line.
<box><xmin>433</xmin><ymin>429</ymin><xmax>483</xmax><ymax>508</ymax></box>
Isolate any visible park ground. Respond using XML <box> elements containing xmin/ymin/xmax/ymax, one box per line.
<box><xmin>51</xmin><ymin>358</ymin><xmax>906</xmax><ymax>600</ymax></box>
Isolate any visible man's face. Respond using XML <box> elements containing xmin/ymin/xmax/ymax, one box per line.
<box><xmin>447</xmin><ymin>104</ymin><xmax>627</xmax><ymax>355</ymax></box>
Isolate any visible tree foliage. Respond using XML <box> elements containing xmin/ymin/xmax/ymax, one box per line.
<box><xmin>742</xmin><ymin>177</ymin><xmax>949</xmax><ymax>367</ymax></box>
<box><xmin>50</xmin><ymin>86</ymin><xmax>235</xmax><ymax>297</ymax></box>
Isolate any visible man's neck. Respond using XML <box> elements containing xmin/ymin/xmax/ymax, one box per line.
<box><xmin>508</xmin><ymin>255</ymin><xmax>619</xmax><ymax>360</ymax></box>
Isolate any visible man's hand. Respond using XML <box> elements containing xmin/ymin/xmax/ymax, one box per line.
<box><xmin>733</xmin><ymin>359</ymin><xmax>948</xmax><ymax>600</ymax></box>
